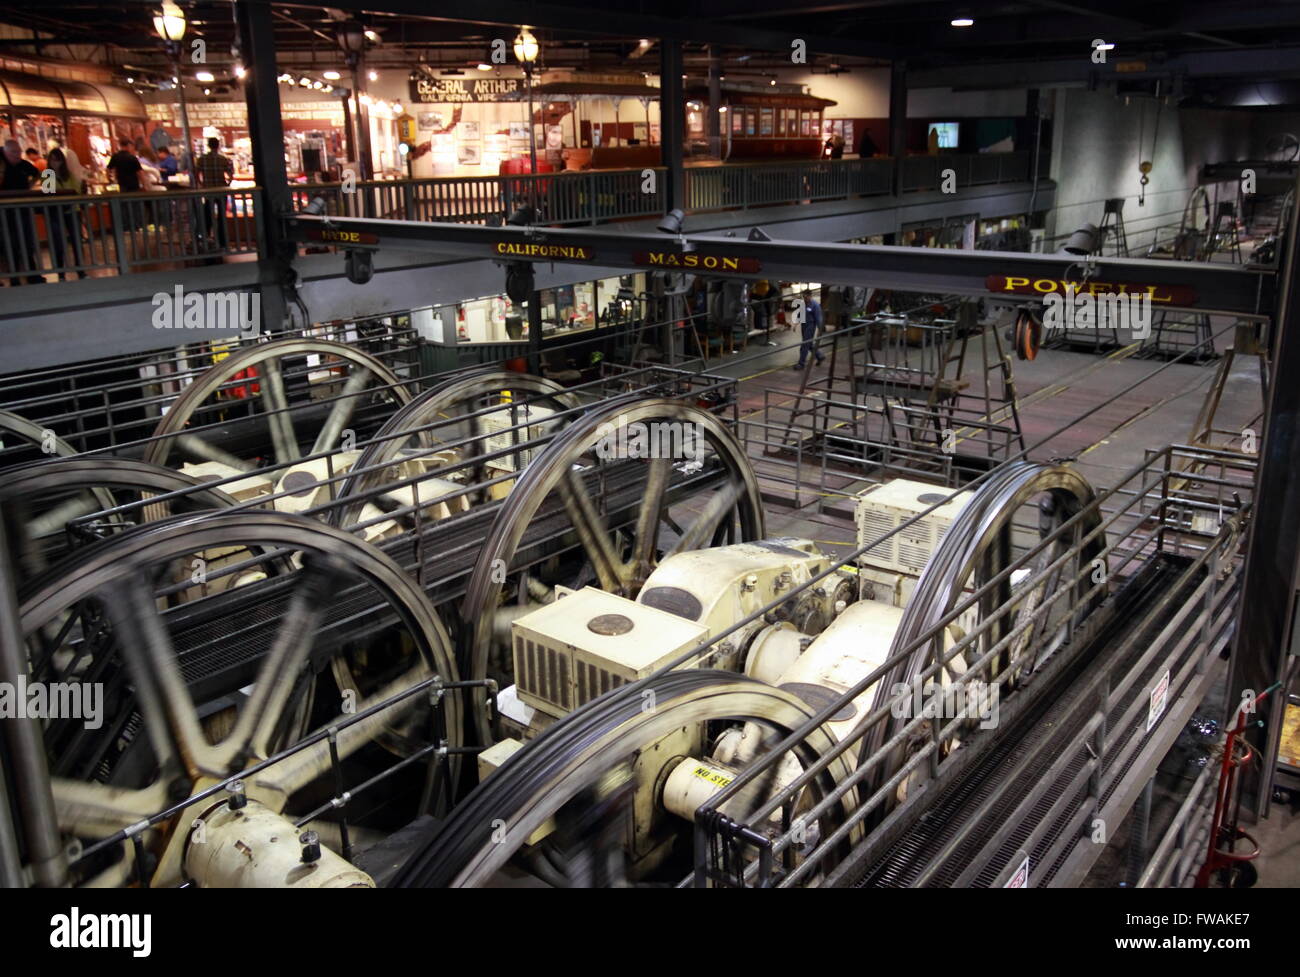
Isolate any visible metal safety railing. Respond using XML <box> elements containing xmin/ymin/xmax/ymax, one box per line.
<box><xmin>289</xmin><ymin>166</ymin><xmax>667</xmax><ymax>227</ymax></box>
<box><xmin>1</xmin><ymin>153</ymin><xmax>1048</xmax><ymax>286</ymax></box>
<box><xmin>684</xmin><ymin>157</ymin><xmax>894</xmax><ymax>211</ymax></box>
<box><xmin>0</xmin><ymin>186</ymin><xmax>260</xmax><ymax>282</ymax></box>
<box><xmin>0</xmin><ymin>319</ymin><xmax>423</xmax><ymax>459</ymax></box>
<box><xmin>689</xmin><ymin>442</ymin><xmax>1255</xmax><ymax>888</ymax></box>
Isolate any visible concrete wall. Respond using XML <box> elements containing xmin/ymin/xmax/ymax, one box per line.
<box><xmin>772</xmin><ymin>67</ymin><xmax>1028</xmax><ymax>122</ymax></box>
<box><xmin>1047</xmin><ymin>89</ymin><xmax>1257</xmax><ymax>254</ymax></box>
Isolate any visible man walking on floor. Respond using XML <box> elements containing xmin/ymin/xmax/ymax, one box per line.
<box><xmin>794</xmin><ymin>288</ymin><xmax>824</xmax><ymax>369</ymax></box>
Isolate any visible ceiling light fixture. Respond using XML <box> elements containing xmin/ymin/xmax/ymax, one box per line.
<box><xmin>152</xmin><ymin>0</ymin><xmax>186</xmax><ymax>43</ymax></box>
<box><xmin>951</xmin><ymin>17</ymin><xmax>974</xmax><ymax>27</ymax></box>
<box><xmin>323</xmin><ymin>70</ymin><xmax>340</xmax><ymax>80</ymax></box>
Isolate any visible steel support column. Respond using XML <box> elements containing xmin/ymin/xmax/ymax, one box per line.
<box><xmin>236</xmin><ymin>0</ymin><xmax>292</xmax><ymax>333</ymax></box>
<box><xmin>528</xmin><ymin>290</ymin><xmax>544</xmax><ymax>374</ymax></box>
<box><xmin>0</xmin><ymin>517</ymin><xmax>64</xmax><ymax>887</ymax></box>
<box><xmin>1229</xmin><ymin>171</ymin><xmax>1300</xmax><ymax>819</ymax></box>
<box><xmin>660</xmin><ymin>39</ymin><xmax>685</xmax><ymax>213</ymax></box>
<box><xmin>889</xmin><ymin>60</ymin><xmax>907</xmax><ymax>197</ymax></box>
<box><xmin>707</xmin><ymin>46</ymin><xmax>722</xmax><ymax>160</ymax></box>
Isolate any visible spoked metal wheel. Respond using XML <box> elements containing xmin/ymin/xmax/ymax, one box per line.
<box><xmin>858</xmin><ymin>462</ymin><xmax>1105</xmax><ymax>806</ymax></box>
<box><xmin>0</xmin><ymin>456</ymin><xmax>238</xmax><ymax>588</ymax></box>
<box><xmin>393</xmin><ymin>671</ymin><xmax>853</xmax><ymax>888</ymax></box>
<box><xmin>142</xmin><ymin>338</ymin><xmax>412</xmax><ymax>470</ymax></box>
<box><xmin>333</xmin><ymin>369</ymin><xmax>580</xmax><ymax>528</ymax></box>
<box><xmin>16</xmin><ymin>510</ymin><xmax>460</xmax><ymax>887</ymax></box>
<box><xmin>1174</xmin><ymin>186</ymin><xmax>1211</xmax><ymax>260</ymax></box>
<box><xmin>0</xmin><ymin>407</ymin><xmax>99</xmax><ymax>473</ymax></box>
<box><xmin>459</xmin><ymin>398</ymin><xmax>765</xmax><ymax>745</ymax></box>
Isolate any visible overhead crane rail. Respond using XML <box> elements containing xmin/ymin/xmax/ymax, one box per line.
<box><xmin>283</xmin><ymin>213</ymin><xmax>1275</xmax><ymax>319</ymax></box>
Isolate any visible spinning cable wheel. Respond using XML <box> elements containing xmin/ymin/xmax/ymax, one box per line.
<box><xmin>333</xmin><ymin>370</ymin><xmax>579</xmax><ymax>529</ymax></box>
<box><xmin>1013</xmin><ymin>307</ymin><xmax>1042</xmax><ymax>361</ymax></box>
<box><xmin>142</xmin><ymin>338</ymin><xmax>412</xmax><ymax>470</ymax></box>
<box><xmin>458</xmin><ymin>397</ymin><xmax>765</xmax><ymax>746</ymax></box>
<box><xmin>1266</xmin><ymin>132</ymin><xmax>1300</xmax><ymax>162</ymax></box>
<box><xmin>1174</xmin><ymin>186</ymin><xmax>1211</xmax><ymax>260</ymax></box>
<box><xmin>16</xmin><ymin>510</ymin><xmax>460</xmax><ymax>887</ymax></box>
<box><xmin>856</xmin><ymin>462</ymin><xmax>1105</xmax><ymax>808</ymax></box>
<box><xmin>393</xmin><ymin>670</ymin><xmax>856</xmax><ymax>888</ymax></box>
<box><xmin>0</xmin><ymin>456</ymin><xmax>238</xmax><ymax>588</ymax></box>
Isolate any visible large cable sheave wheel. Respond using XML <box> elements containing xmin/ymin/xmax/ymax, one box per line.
<box><xmin>393</xmin><ymin>670</ymin><xmax>854</xmax><ymax>888</ymax></box>
<box><xmin>15</xmin><ymin>509</ymin><xmax>460</xmax><ymax>887</ymax></box>
<box><xmin>142</xmin><ymin>338</ymin><xmax>412</xmax><ymax>469</ymax></box>
<box><xmin>457</xmin><ymin>397</ymin><xmax>765</xmax><ymax>746</ymax></box>
<box><xmin>332</xmin><ymin>369</ymin><xmax>579</xmax><ymax>528</ymax></box>
<box><xmin>0</xmin><ymin>456</ymin><xmax>239</xmax><ymax>587</ymax></box>
<box><xmin>855</xmin><ymin>461</ymin><xmax>1105</xmax><ymax>810</ymax></box>
<box><xmin>1013</xmin><ymin>308</ymin><xmax>1042</xmax><ymax>361</ymax></box>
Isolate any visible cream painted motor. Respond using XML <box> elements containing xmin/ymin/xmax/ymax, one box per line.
<box><xmin>663</xmin><ymin>599</ymin><xmax>973</xmax><ymax>831</ymax></box>
<box><xmin>184</xmin><ymin>793</ymin><xmax>374</xmax><ymax>888</ymax></box>
<box><xmin>636</xmin><ymin>538</ymin><xmax>855</xmax><ymax>669</ymax></box>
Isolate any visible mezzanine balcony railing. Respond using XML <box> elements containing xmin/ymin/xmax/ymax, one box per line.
<box><xmin>0</xmin><ymin>152</ymin><xmax>1048</xmax><ymax>285</ymax></box>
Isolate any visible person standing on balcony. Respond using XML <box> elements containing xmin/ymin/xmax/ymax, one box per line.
<box><xmin>108</xmin><ymin>138</ymin><xmax>144</xmax><ymax>235</ymax></box>
<box><xmin>156</xmin><ymin>146</ymin><xmax>178</xmax><ymax>184</ymax></box>
<box><xmin>1</xmin><ymin>138</ymin><xmax>43</xmax><ymax>285</ymax></box>
<box><xmin>794</xmin><ymin>288</ymin><xmax>824</xmax><ymax>369</ymax></box>
<box><xmin>45</xmin><ymin>148</ymin><xmax>87</xmax><ymax>280</ymax></box>
<box><xmin>108</xmin><ymin>139</ymin><xmax>143</xmax><ymax>192</ymax></box>
<box><xmin>751</xmin><ymin>279</ymin><xmax>771</xmax><ymax>335</ymax></box>
<box><xmin>197</xmin><ymin>137</ymin><xmax>234</xmax><ymax>251</ymax></box>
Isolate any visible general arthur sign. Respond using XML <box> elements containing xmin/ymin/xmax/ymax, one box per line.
<box><xmin>409</xmin><ymin>76</ymin><xmax>521</xmax><ymax>103</ymax></box>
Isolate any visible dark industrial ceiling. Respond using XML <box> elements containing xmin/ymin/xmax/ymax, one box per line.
<box><xmin>0</xmin><ymin>1</ymin><xmax>1298</xmax><ymax>90</ymax></box>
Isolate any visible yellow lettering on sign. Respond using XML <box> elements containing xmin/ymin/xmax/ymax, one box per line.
<box><xmin>692</xmin><ymin>765</ymin><xmax>733</xmax><ymax>788</ymax></box>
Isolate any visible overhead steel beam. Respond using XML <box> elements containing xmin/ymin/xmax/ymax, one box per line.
<box><xmin>305</xmin><ymin>0</ymin><xmax>901</xmax><ymax>61</ymax></box>
<box><xmin>283</xmin><ymin>214</ymin><xmax>1274</xmax><ymax>317</ymax></box>
<box><xmin>910</xmin><ymin>46</ymin><xmax>1300</xmax><ymax>89</ymax></box>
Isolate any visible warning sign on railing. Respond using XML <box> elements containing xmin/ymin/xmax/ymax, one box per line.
<box><xmin>1147</xmin><ymin>669</ymin><xmax>1171</xmax><ymax>732</ymax></box>
<box><xmin>1004</xmin><ymin>855</ymin><xmax>1030</xmax><ymax>888</ymax></box>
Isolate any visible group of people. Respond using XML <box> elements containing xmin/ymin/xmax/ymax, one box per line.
<box><xmin>0</xmin><ymin>133</ymin><xmax>236</xmax><ymax>285</ymax></box>
<box><xmin>1</xmin><ymin>138</ymin><xmax>89</xmax><ymax>284</ymax></box>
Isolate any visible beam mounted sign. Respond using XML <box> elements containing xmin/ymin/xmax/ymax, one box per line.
<box><xmin>985</xmin><ymin>275</ymin><xmax>1197</xmax><ymax>306</ymax></box>
<box><xmin>305</xmin><ymin>228</ymin><xmax>380</xmax><ymax>246</ymax></box>
<box><xmin>633</xmin><ymin>251</ymin><xmax>762</xmax><ymax>273</ymax></box>
<box><xmin>494</xmin><ymin>242</ymin><xmax>595</xmax><ymax>261</ymax></box>
<box><xmin>410</xmin><ymin>76</ymin><xmax>522</xmax><ymax>103</ymax></box>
